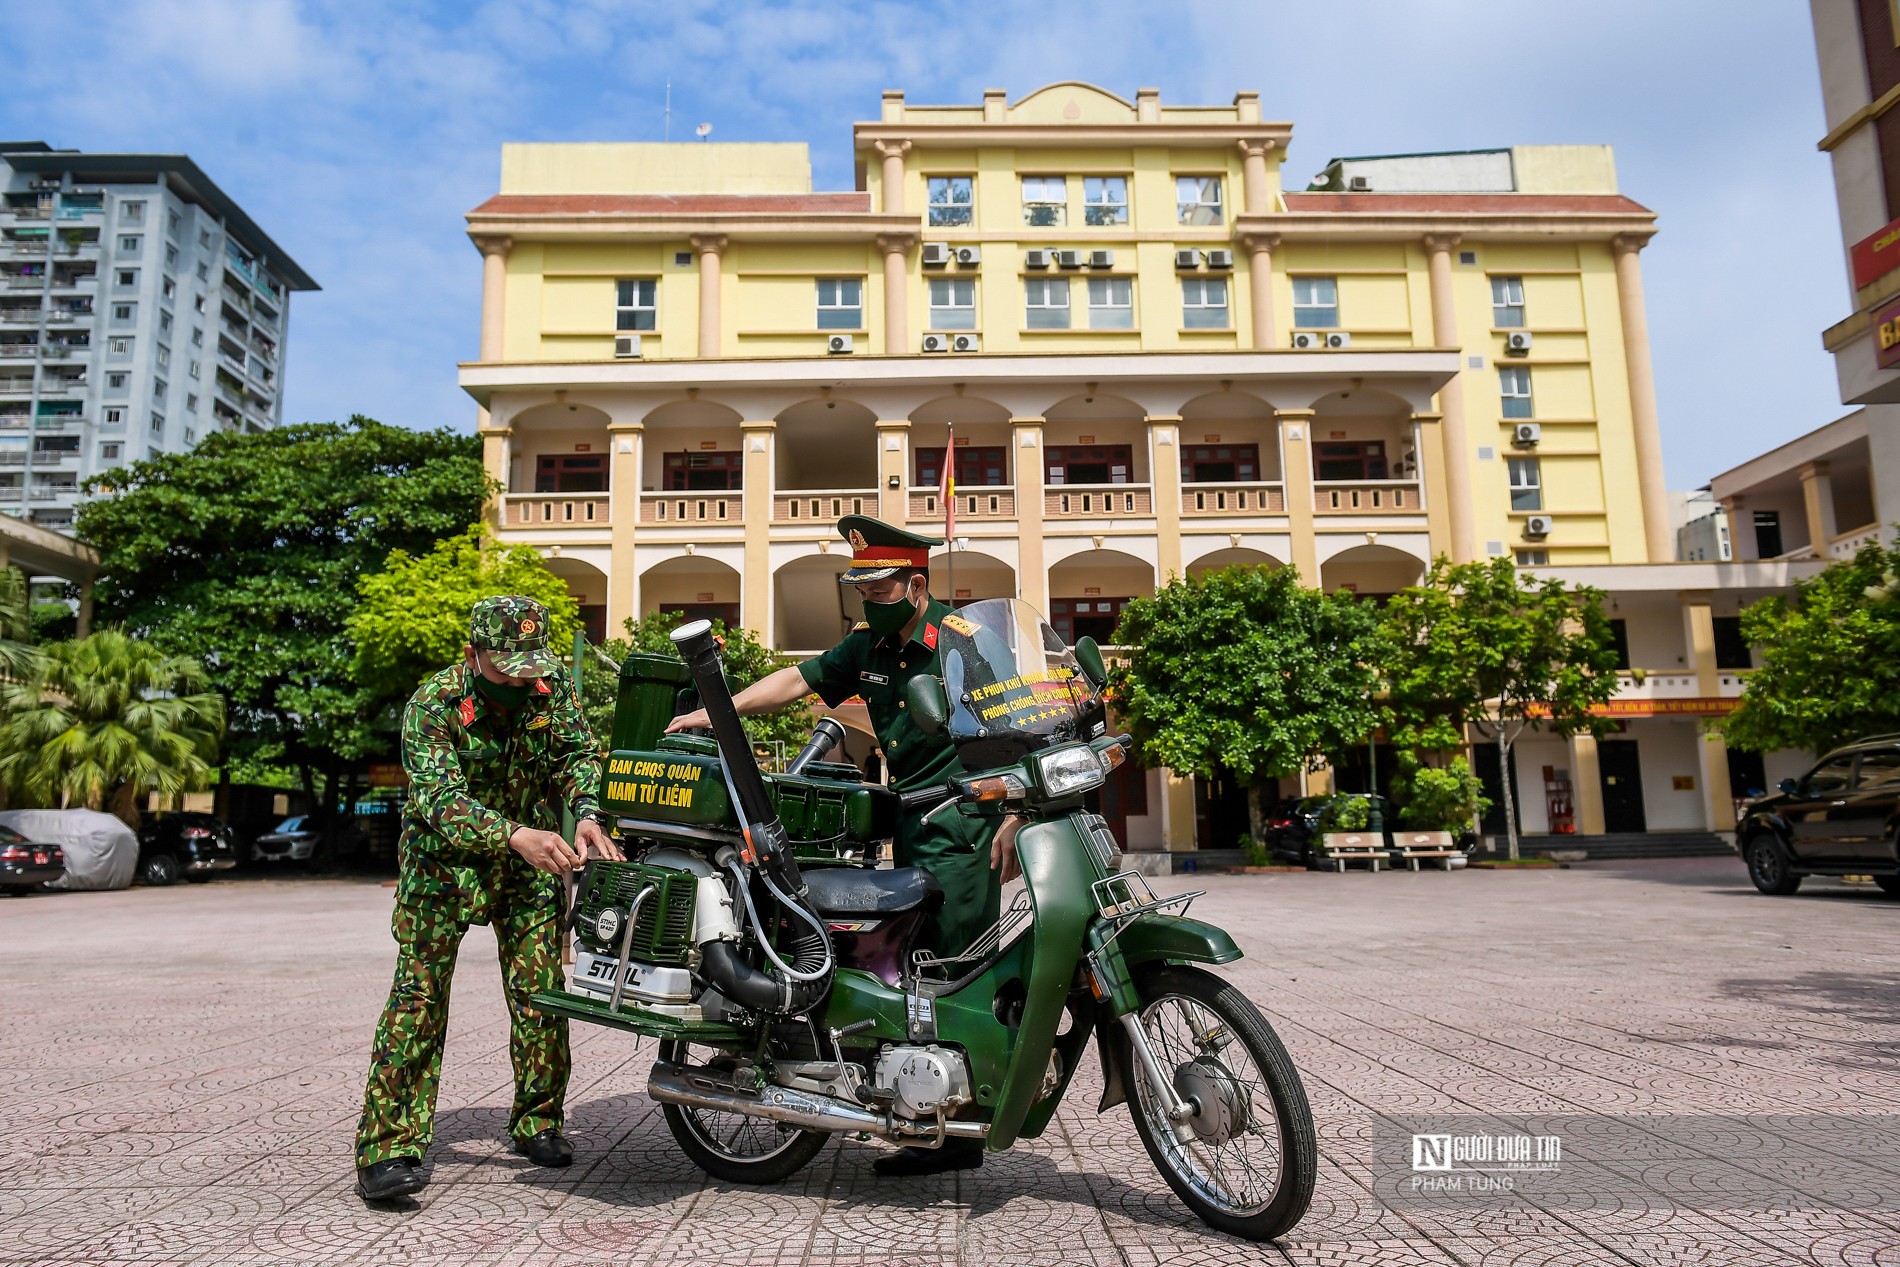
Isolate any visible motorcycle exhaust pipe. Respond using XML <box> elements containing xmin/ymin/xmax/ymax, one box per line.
<box><xmin>648</xmin><ymin>1061</ymin><xmax>988</xmax><ymax>1142</ymax></box>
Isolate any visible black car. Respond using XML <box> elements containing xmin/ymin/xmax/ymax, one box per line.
<box><xmin>1264</xmin><ymin>793</ymin><xmax>1404</xmax><ymax>867</ymax></box>
<box><xmin>1738</xmin><ymin>735</ymin><xmax>1900</xmax><ymax>896</ymax></box>
<box><xmin>0</xmin><ymin>824</ymin><xmax>65</xmax><ymax>894</ymax></box>
<box><xmin>136</xmin><ymin>812</ymin><xmax>239</xmax><ymax>886</ymax></box>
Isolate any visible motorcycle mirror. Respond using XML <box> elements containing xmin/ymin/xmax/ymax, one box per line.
<box><xmin>905</xmin><ymin>675</ymin><xmax>950</xmax><ymax>736</ymax></box>
<box><xmin>1073</xmin><ymin>636</ymin><xmax>1108</xmax><ymax>694</ymax></box>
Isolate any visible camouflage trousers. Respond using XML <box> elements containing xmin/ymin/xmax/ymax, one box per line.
<box><xmin>354</xmin><ymin>862</ymin><xmax>569</xmax><ymax>1167</ymax></box>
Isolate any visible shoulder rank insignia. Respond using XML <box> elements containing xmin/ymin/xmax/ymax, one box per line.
<box><xmin>851</xmin><ymin>621</ymin><xmax>870</xmax><ymax>631</ymax></box>
<box><xmin>458</xmin><ymin>696</ymin><xmax>476</xmax><ymax>726</ymax></box>
<box><xmin>942</xmin><ymin>613</ymin><xmax>976</xmax><ymax>636</ymax></box>
<box><xmin>535</xmin><ymin>677</ymin><xmax>552</xmax><ymax>695</ymax></box>
<box><xmin>922</xmin><ymin>622</ymin><xmax>939</xmax><ymax>650</ymax></box>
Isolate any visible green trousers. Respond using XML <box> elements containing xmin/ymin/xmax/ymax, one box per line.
<box><xmin>355</xmin><ymin>857</ymin><xmax>568</xmax><ymax>1167</ymax></box>
<box><xmin>898</xmin><ymin>803</ymin><xmax>1004</xmax><ymax>959</ymax></box>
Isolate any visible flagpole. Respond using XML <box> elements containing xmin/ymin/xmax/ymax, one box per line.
<box><xmin>943</xmin><ymin>420</ymin><xmax>955</xmax><ymax>606</ymax></box>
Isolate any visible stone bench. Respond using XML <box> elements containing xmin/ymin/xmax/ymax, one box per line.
<box><xmin>1391</xmin><ymin>830</ymin><xmax>1459</xmax><ymax>871</ymax></box>
<box><xmin>1319</xmin><ymin>832</ymin><xmax>1384</xmax><ymax>873</ymax></box>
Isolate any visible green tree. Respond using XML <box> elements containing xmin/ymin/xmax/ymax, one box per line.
<box><xmin>0</xmin><ymin>568</ymin><xmax>40</xmax><ymax>684</ymax></box>
<box><xmin>1721</xmin><ymin>541</ymin><xmax>1900</xmax><ymax>755</ymax></box>
<box><xmin>1110</xmin><ymin>565</ymin><xmax>1386</xmax><ymax>840</ymax></box>
<box><xmin>580</xmin><ymin>611</ymin><xmax>814</xmax><ymax>759</ymax></box>
<box><xmin>75</xmin><ymin>418</ymin><xmax>491</xmax><ymax>810</ymax></box>
<box><xmin>1380</xmin><ymin>556</ymin><xmax>1619</xmax><ymax>858</ymax></box>
<box><xmin>1390</xmin><ymin>752</ymin><xmax>1490</xmax><ymax>832</ymax></box>
<box><xmin>0</xmin><ymin>629</ymin><xmax>224</xmax><ymax>823</ymax></box>
<box><xmin>348</xmin><ymin>524</ymin><xmax>581</xmax><ymax>702</ymax></box>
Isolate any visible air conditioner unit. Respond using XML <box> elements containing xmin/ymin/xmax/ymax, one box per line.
<box><xmin>1205</xmin><ymin>249</ymin><xmax>1234</xmax><ymax>269</ymax></box>
<box><xmin>1024</xmin><ymin>249</ymin><xmax>1050</xmax><ymax>269</ymax></box>
<box><xmin>921</xmin><ymin>333</ymin><xmax>949</xmax><ymax>353</ymax></box>
<box><xmin>1055</xmin><ymin>249</ymin><xmax>1083</xmax><ymax>269</ymax></box>
<box><xmin>1175</xmin><ymin>248</ymin><xmax>1202</xmax><ymax>270</ymax></box>
<box><xmin>951</xmin><ymin>333</ymin><xmax>981</xmax><ymax>353</ymax></box>
<box><xmin>1348</xmin><ymin>175</ymin><xmax>1370</xmax><ymax>191</ymax></box>
<box><xmin>954</xmin><ymin>245</ymin><xmax>981</xmax><ymax>266</ymax></box>
<box><xmin>921</xmin><ymin>243</ymin><xmax>951</xmax><ymax>267</ymax></box>
<box><xmin>1512</xmin><ymin>422</ymin><xmax>1542</xmax><ymax>447</ymax></box>
<box><xmin>827</xmin><ymin>334</ymin><xmax>854</xmax><ymax>354</ymax></box>
<box><xmin>1323</xmin><ymin>331</ymin><xmax>1352</xmax><ymax>349</ymax></box>
<box><xmin>1088</xmin><ymin>249</ymin><xmax>1114</xmax><ymax>269</ymax></box>
<box><xmin>1524</xmin><ymin>514</ymin><xmax>1554</xmax><ymax>539</ymax></box>
<box><xmin>1290</xmin><ymin>331</ymin><xmax>1322</xmax><ymax>349</ymax></box>
<box><xmin>1505</xmin><ymin>330</ymin><xmax>1533</xmax><ymax>355</ymax></box>
<box><xmin>614</xmin><ymin>335</ymin><xmax>642</xmax><ymax>359</ymax></box>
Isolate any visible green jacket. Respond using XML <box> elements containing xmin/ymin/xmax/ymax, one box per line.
<box><xmin>396</xmin><ymin>661</ymin><xmax>601</xmax><ymax>923</ymax></box>
<box><xmin>797</xmin><ymin>597</ymin><xmax>966</xmax><ymax>792</ymax></box>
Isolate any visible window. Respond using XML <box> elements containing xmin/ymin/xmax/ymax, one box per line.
<box><xmin>108</xmin><ymin>337</ymin><xmax>130</xmax><ymax>357</ymax></box>
<box><xmin>1492</xmin><ymin>276</ymin><xmax>1525</xmax><ymax>328</ymax></box>
<box><xmin>150</xmin><ymin>412</ymin><xmax>165</xmax><ymax>435</ymax></box>
<box><xmin>1024</xmin><ymin>277</ymin><xmax>1070</xmax><ymax>329</ymax></box>
<box><xmin>1051</xmin><ymin>596</ymin><xmax>1130</xmax><ymax>645</ymax></box>
<box><xmin>1021</xmin><ymin>176</ymin><xmax>1066</xmax><ymax>227</ymax></box>
<box><xmin>1291</xmin><ymin>276</ymin><xmax>1338</xmax><ymax>329</ymax></box>
<box><xmin>1856</xmin><ymin>748</ymin><xmax>1900</xmax><ymax>787</ymax></box>
<box><xmin>155</xmin><ymin>344</ymin><xmax>170</xmax><ymax>368</ymax></box>
<box><xmin>153</xmin><ymin>377</ymin><xmax>167</xmax><ymax>401</ymax></box>
<box><xmin>1046</xmin><ymin>444</ymin><xmax>1133</xmax><ymax>485</ymax></box>
<box><xmin>1083</xmin><ymin>176</ymin><xmax>1128</xmax><ymax>226</ymax></box>
<box><xmin>105</xmin><ymin>371</ymin><xmax>128</xmax><ymax>390</ymax></box>
<box><xmin>1514</xmin><ymin>548</ymin><xmax>1550</xmax><ymax>566</ymax></box>
<box><xmin>164</xmin><ymin>244</ymin><xmax>178</xmax><ymax>268</ymax></box>
<box><xmin>158</xmin><ymin>310</ymin><xmax>172</xmax><ymax>334</ymax></box>
<box><xmin>185</xmin><ymin>393</ymin><xmax>198</xmax><ymax>412</ymax></box>
<box><xmin>814</xmin><ymin>278</ymin><xmax>863</xmax><ymax>330</ymax></box>
<box><xmin>161</xmin><ymin>276</ymin><xmax>176</xmax><ymax>299</ymax></box>
<box><xmin>168</xmin><ymin>209</ymin><xmax>180</xmax><ymax>234</ymax></box>
<box><xmin>1499</xmin><ymin>366</ymin><xmax>1533</xmax><ymax>419</ymax></box>
<box><xmin>34</xmin><ymin>434</ymin><xmax>80</xmax><ymax>453</ymax></box>
<box><xmin>116</xmin><ymin>269</ymin><xmax>138</xmax><ymax>288</ymax></box>
<box><xmin>188</xmin><ymin>359</ymin><xmax>200</xmax><ymax>379</ymax></box>
<box><xmin>195</xmin><ymin>261</ymin><xmax>208</xmax><ymax>282</ymax></box>
<box><xmin>184</xmin><ymin>427</ymin><xmax>195</xmax><ymax>443</ymax></box>
<box><xmin>662</xmin><ymin>451</ymin><xmax>742</xmax><ymax>491</ymax></box>
<box><xmin>1806</xmin><ymin>754</ymin><xmax>1857</xmax><ymax>795</ymax></box>
<box><xmin>1606</xmin><ymin>619</ymin><xmax>1631</xmax><ymax>669</ymax></box>
<box><xmin>927</xmin><ymin>277</ymin><xmax>976</xmax><ymax>330</ymax></box>
<box><xmin>100</xmin><ymin>442</ymin><xmax>122</xmax><ymax>461</ymax></box>
<box><xmin>615</xmin><ymin>279</ymin><xmax>657</xmax><ymax>331</ymax></box>
<box><xmin>119</xmin><ymin>235</ymin><xmax>142</xmax><ymax>254</ymax></box>
<box><xmin>926</xmin><ymin>176</ymin><xmax>974</xmax><ymax>228</ymax></box>
<box><xmin>915</xmin><ymin>446</ymin><xmax>1007</xmax><ymax>488</ymax></box>
<box><xmin>121</xmin><ymin>201</ymin><xmax>144</xmax><ymax>224</ymax></box>
<box><xmin>199</xmin><ymin>229</ymin><xmax>212</xmax><ymax>248</ymax></box>
<box><xmin>535</xmin><ymin>454</ymin><xmax>606</xmax><ymax>493</ymax></box>
<box><xmin>1175</xmin><ymin>175</ymin><xmax>1223</xmax><ymax>225</ymax></box>
<box><xmin>193</xmin><ymin>294</ymin><xmax>205</xmax><ymax>313</ymax></box>
<box><xmin>1180</xmin><ymin>443</ymin><xmax>1260</xmax><ymax>482</ymax></box>
<box><xmin>112</xmin><ymin>303</ymin><xmax>133</xmax><ymax>321</ymax></box>
<box><xmin>1712</xmin><ymin>616</ymin><xmax>1752</xmax><ymax>670</ymax></box>
<box><xmin>1087</xmin><ymin>277</ymin><xmax>1133</xmax><ymax>329</ymax></box>
<box><xmin>190</xmin><ymin>327</ymin><xmax>202</xmax><ymax>346</ymax></box>
<box><xmin>1313</xmin><ymin>441</ymin><xmax>1387</xmax><ymax>480</ymax></box>
<box><xmin>1181</xmin><ymin>276</ymin><xmax>1229</xmax><ymax>328</ymax></box>
<box><xmin>1507</xmin><ymin>456</ymin><xmax>1542</xmax><ymax>511</ymax></box>
<box><xmin>103</xmin><ymin>407</ymin><xmax>124</xmax><ymax>426</ymax></box>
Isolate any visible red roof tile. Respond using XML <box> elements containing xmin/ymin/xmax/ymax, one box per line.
<box><xmin>1282</xmin><ymin>192</ymin><xmax>1653</xmax><ymax>215</ymax></box>
<box><xmin>469</xmin><ymin>192</ymin><xmax>873</xmax><ymax>217</ymax></box>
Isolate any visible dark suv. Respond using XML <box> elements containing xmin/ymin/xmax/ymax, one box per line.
<box><xmin>1738</xmin><ymin>735</ymin><xmax>1900</xmax><ymax>896</ymax></box>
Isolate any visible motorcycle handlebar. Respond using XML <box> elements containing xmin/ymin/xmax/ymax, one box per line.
<box><xmin>899</xmin><ymin>780</ymin><xmax>964</xmax><ymax>811</ymax></box>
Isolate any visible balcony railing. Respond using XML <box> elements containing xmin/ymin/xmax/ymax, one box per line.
<box><xmin>0</xmin><ymin>308</ymin><xmax>39</xmax><ymax>324</ymax></box>
<box><xmin>773</xmin><ymin>489</ymin><xmax>875</xmax><ymax>523</ymax></box>
<box><xmin>1314</xmin><ymin>480</ymin><xmax>1422</xmax><ymax>514</ymax></box>
<box><xmin>0</xmin><ymin>451</ymin><xmax>24</xmax><ymax>465</ymax></box>
<box><xmin>1046</xmin><ymin>484</ymin><xmax>1152</xmax><ymax>518</ymax></box>
<box><xmin>1181</xmin><ymin>482</ymin><xmax>1286</xmax><ymax>516</ymax></box>
<box><xmin>641</xmin><ymin>491</ymin><xmax>741</xmax><ymax>524</ymax></box>
<box><xmin>502</xmin><ymin>493</ymin><xmax>609</xmax><ymax>527</ymax></box>
<box><xmin>909</xmin><ymin>486</ymin><xmax>1017</xmax><ymax>521</ymax></box>
<box><xmin>1613</xmin><ymin>669</ymin><xmax>1750</xmax><ymax>701</ymax></box>
<box><xmin>1827</xmin><ymin>523</ymin><xmax>1880</xmax><ymax>559</ymax></box>
<box><xmin>0</xmin><ymin>346</ymin><xmax>33</xmax><ymax>360</ymax></box>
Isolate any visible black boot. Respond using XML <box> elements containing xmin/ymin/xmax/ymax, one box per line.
<box><xmin>356</xmin><ymin>1157</ymin><xmax>426</xmax><ymax>1200</ymax></box>
<box><xmin>872</xmin><ymin>1139</ymin><xmax>984</xmax><ymax>1176</ymax></box>
<box><xmin>512</xmin><ymin>1128</ymin><xmax>574</xmax><ymax>1167</ymax></box>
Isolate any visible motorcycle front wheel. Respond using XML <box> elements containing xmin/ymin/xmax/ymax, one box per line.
<box><xmin>1123</xmin><ymin>963</ymin><xmax>1317</xmax><ymax>1241</ymax></box>
<box><xmin>654</xmin><ymin>1039</ymin><xmax>831</xmax><ymax>1184</ymax></box>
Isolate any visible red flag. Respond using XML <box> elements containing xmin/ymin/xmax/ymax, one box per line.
<box><xmin>940</xmin><ymin>422</ymin><xmax>955</xmax><ymax>542</ymax></box>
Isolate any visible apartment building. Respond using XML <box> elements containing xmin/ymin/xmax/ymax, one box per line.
<box><xmin>0</xmin><ymin>144</ymin><xmax>316</xmax><ymax>531</ymax></box>
<box><xmin>461</xmin><ymin>83</ymin><xmax>1676</xmax><ymax>853</ymax></box>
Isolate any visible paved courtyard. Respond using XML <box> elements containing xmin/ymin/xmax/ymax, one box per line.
<box><xmin>2</xmin><ymin>856</ymin><xmax>1897</xmax><ymax>1266</ymax></box>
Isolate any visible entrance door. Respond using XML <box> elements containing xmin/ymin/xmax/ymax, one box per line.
<box><xmin>1598</xmin><ymin>740</ymin><xmax>1647</xmax><ymax>833</ymax></box>
<box><xmin>1098</xmin><ymin>760</ymin><xmax>1148</xmax><ymax>848</ymax></box>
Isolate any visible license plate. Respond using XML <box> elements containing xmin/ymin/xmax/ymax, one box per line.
<box><xmin>32</xmin><ymin>852</ymin><xmax>47</xmax><ymax>866</ymax></box>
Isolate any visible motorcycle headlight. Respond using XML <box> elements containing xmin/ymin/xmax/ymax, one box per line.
<box><xmin>1035</xmin><ymin>745</ymin><xmax>1106</xmax><ymax>798</ymax></box>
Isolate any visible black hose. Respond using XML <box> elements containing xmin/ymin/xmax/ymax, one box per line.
<box><xmin>785</xmin><ymin>717</ymin><xmax>848</xmax><ymax>776</ymax></box>
<box><xmin>700</xmin><ymin>933</ymin><xmax>830</xmax><ymax>1014</ymax></box>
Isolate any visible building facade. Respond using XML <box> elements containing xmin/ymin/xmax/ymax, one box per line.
<box><xmin>461</xmin><ymin>84</ymin><xmax>1677</xmax><ymax>852</ymax></box>
<box><xmin>0</xmin><ymin>144</ymin><xmax>316</xmax><ymax>531</ymax></box>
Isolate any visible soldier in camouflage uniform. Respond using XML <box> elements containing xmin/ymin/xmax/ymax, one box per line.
<box><xmin>354</xmin><ymin>595</ymin><xmax>622</xmax><ymax>1201</ymax></box>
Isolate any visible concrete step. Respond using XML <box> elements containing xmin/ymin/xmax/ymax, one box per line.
<box><xmin>1514</xmin><ymin>832</ymin><xmax>1736</xmax><ymax>861</ymax></box>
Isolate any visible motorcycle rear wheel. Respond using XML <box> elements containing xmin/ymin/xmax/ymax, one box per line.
<box><xmin>654</xmin><ymin>1039</ymin><xmax>830</xmax><ymax>1184</ymax></box>
<box><xmin>1124</xmin><ymin>963</ymin><xmax>1317</xmax><ymax>1241</ymax></box>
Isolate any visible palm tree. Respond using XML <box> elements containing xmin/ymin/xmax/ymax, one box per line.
<box><xmin>0</xmin><ymin>568</ymin><xmax>40</xmax><ymax>684</ymax></box>
<box><xmin>0</xmin><ymin>629</ymin><xmax>223</xmax><ymax>822</ymax></box>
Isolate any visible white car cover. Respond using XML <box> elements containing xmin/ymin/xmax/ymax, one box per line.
<box><xmin>0</xmin><ymin>808</ymin><xmax>138</xmax><ymax>891</ymax></box>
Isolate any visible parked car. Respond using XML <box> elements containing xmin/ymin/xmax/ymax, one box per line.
<box><xmin>1738</xmin><ymin>735</ymin><xmax>1900</xmax><ymax>896</ymax></box>
<box><xmin>0</xmin><ymin>824</ymin><xmax>65</xmax><ymax>895</ymax></box>
<box><xmin>251</xmin><ymin>815</ymin><xmax>322</xmax><ymax>864</ymax></box>
<box><xmin>136</xmin><ymin>812</ymin><xmax>239</xmax><ymax>886</ymax></box>
<box><xmin>1264</xmin><ymin>793</ymin><xmax>1403</xmax><ymax>868</ymax></box>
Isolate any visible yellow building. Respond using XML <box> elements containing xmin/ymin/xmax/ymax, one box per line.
<box><xmin>459</xmin><ymin>83</ymin><xmax>1671</xmax><ymax>854</ymax></box>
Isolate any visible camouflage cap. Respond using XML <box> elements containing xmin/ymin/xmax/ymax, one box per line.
<box><xmin>469</xmin><ymin>595</ymin><xmax>559</xmax><ymax>677</ymax></box>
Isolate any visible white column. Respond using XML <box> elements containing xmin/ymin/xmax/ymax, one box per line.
<box><xmin>1612</xmin><ymin>234</ymin><xmax>1674</xmax><ymax>563</ymax></box>
<box><xmin>1423</xmin><ymin>234</ymin><xmax>1476</xmax><ymax>561</ymax></box>
<box><xmin>875</xmin><ymin>140</ymin><xmax>911</xmax><ymax>214</ymax></box>
<box><xmin>878</xmin><ymin>235</ymin><xmax>910</xmax><ymax>353</ymax></box>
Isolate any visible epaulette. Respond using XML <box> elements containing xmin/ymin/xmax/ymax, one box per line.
<box><xmin>942</xmin><ymin>613</ymin><xmax>976</xmax><ymax>636</ymax></box>
<box><xmin>851</xmin><ymin>621</ymin><xmax>870</xmax><ymax>631</ymax></box>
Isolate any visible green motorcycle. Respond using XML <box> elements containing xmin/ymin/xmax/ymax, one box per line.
<box><xmin>532</xmin><ymin>598</ymin><xmax>1316</xmax><ymax>1241</ymax></box>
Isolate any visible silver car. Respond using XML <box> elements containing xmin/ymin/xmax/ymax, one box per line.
<box><xmin>251</xmin><ymin>815</ymin><xmax>321</xmax><ymax>863</ymax></box>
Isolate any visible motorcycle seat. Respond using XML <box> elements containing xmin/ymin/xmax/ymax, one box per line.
<box><xmin>803</xmin><ymin>866</ymin><xmax>944</xmax><ymax>918</ymax></box>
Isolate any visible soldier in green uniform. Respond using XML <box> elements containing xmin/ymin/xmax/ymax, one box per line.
<box><xmin>665</xmin><ymin>516</ymin><xmax>1016</xmax><ymax>1176</ymax></box>
<box><xmin>354</xmin><ymin>595</ymin><xmax>623</xmax><ymax>1201</ymax></box>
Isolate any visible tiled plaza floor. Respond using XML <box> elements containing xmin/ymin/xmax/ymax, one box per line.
<box><xmin>2</xmin><ymin>856</ymin><xmax>1897</xmax><ymax>1265</ymax></box>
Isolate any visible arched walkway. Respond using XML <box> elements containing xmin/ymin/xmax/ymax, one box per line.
<box><xmin>1048</xmin><ymin>547</ymin><xmax>1154</xmax><ymax>645</ymax></box>
<box><xmin>773</xmin><ymin>553</ymin><xmax>852</xmax><ymax>653</ymax></box>
<box><xmin>640</xmin><ymin>555</ymin><xmax>742</xmax><ymax>628</ymax></box>
<box><xmin>1319</xmin><ymin>543</ymin><xmax>1426</xmax><ymax>598</ymax></box>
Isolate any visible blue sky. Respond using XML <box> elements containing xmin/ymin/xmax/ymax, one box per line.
<box><xmin>2</xmin><ymin>0</ymin><xmax>1846</xmax><ymax>491</ymax></box>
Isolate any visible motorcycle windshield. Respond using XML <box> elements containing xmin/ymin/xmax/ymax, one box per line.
<box><xmin>937</xmin><ymin>598</ymin><xmax>1096</xmax><ymax>765</ymax></box>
